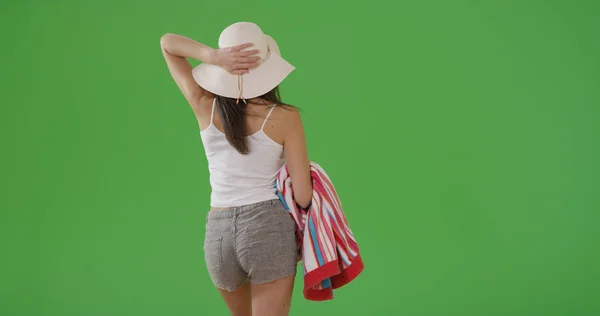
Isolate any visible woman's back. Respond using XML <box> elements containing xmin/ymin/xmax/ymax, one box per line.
<box><xmin>198</xmin><ymin>98</ymin><xmax>287</xmax><ymax>208</ymax></box>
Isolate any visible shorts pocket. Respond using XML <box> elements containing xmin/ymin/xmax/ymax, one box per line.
<box><xmin>203</xmin><ymin>236</ymin><xmax>223</xmax><ymax>272</ymax></box>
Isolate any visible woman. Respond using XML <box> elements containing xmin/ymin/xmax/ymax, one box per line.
<box><xmin>160</xmin><ymin>22</ymin><xmax>312</xmax><ymax>316</ymax></box>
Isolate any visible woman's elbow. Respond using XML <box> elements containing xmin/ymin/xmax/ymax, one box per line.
<box><xmin>160</xmin><ymin>33</ymin><xmax>175</xmax><ymax>49</ymax></box>
<box><xmin>295</xmin><ymin>189</ymin><xmax>313</xmax><ymax>209</ymax></box>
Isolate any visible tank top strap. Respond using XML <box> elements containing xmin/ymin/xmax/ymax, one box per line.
<box><xmin>260</xmin><ymin>105</ymin><xmax>277</xmax><ymax>130</ymax></box>
<box><xmin>210</xmin><ymin>98</ymin><xmax>216</xmax><ymax>125</ymax></box>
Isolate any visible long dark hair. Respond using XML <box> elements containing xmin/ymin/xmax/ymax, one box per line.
<box><xmin>214</xmin><ymin>86</ymin><xmax>294</xmax><ymax>154</ymax></box>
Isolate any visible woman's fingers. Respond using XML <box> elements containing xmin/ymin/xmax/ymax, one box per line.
<box><xmin>226</xmin><ymin>44</ymin><xmax>262</xmax><ymax>75</ymax></box>
<box><xmin>231</xmin><ymin>63</ymin><xmax>258</xmax><ymax>72</ymax></box>
<box><xmin>233</xmin><ymin>56</ymin><xmax>261</xmax><ymax>66</ymax></box>
<box><xmin>229</xmin><ymin>61</ymin><xmax>260</xmax><ymax>75</ymax></box>
<box><xmin>235</xmin><ymin>49</ymin><xmax>260</xmax><ymax>57</ymax></box>
<box><xmin>231</xmin><ymin>69</ymin><xmax>249</xmax><ymax>75</ymax></box>
<box><xmin>237</xmin><ymin>56</ymin><xmax>261</xmax><ymax>63</ymax></box>
<box><xmin>237</xmin><ymin>61</ymin><xmax>261</xmax><ymax>69</ymax></box>
<box><xmin>232</xmin><ymin>43</ymin><xmax>254</xmax><ymax>51</ymax></box>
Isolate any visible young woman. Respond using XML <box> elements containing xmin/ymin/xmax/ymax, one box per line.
<box><xmin>160</xmin><ymin>22</ymin><xmax>312</xmax><ymax>316</ymax></box>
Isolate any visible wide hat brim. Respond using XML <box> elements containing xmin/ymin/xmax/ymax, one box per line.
<box><xmin>192</xmin><ymin>35</ymin><xmax>294</xmax><ymax>99</ymax></box>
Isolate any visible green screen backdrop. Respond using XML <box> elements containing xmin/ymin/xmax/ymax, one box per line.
<box><xmin>1</xmin><ymin>0</ymin><xmax>599</xmax><ymax>315</ymax></box>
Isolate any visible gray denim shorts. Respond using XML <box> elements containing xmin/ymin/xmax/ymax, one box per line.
<box><xmin>203</xmin><ymin>199</ymin><xmax>298</xmax><ymax>291</ymax></box>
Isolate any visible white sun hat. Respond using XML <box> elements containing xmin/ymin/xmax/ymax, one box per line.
<box><xmin>192</xmin><ymin>22</ymin><xmax>295</xmax><ymax>103</ymax></box>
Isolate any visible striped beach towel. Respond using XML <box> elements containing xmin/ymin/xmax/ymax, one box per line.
<box><xmin>275</xmin><ymin>162</ymin><xmax>364</xmax><ymax>301</ymax></box>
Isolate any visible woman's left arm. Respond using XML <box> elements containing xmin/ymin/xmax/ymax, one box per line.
<box><xmin>160</xmin><ymin>33</ymin><xmax>260</xmax><ymax>106</ymax></box>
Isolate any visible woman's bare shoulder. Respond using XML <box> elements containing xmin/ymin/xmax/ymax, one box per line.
<box><xmin>276</xmin><ymin>104</ymin><xmax>305</xmax><ymax>139</ymax></box>
<box><xmin>273</xmin><ymin>104</ymin><xmax>301</xmax><ymax>123</ymax></box>
<box><xmin>259</xmin><ymin>103</ymin><xmax>303</xmax><ymax>145</ymax></box>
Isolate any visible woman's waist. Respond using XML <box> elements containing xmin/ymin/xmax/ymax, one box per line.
<box><xmin>209</xmin><ymin>198</ymin><xmax>281</xmax><ymax>212</ymax></box>
<box><xmin>209</xmin><ymin>187</ymin><xmax>279</xmax><ymax>210</ymax></box>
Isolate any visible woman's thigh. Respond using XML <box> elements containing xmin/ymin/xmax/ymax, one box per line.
<box><xmin>217</xmin><ymin>281</ymin><xmax>252</xmax><ymax>316</ymax></box>
<box><xmin>251</xmin><ymin>275</ymin><xmax>296</xmax><ymax>316</ymax></box>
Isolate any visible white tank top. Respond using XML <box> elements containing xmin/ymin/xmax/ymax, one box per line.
<box><xmin>199</xmin><ymin>98</ymin><xmax>285</xmax><ymax>208</ymax></box>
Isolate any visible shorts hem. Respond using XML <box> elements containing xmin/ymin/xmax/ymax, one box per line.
<box><xmin>250</xmin><ymin>266</ymin><xmax>297</xmax><ymax>285</ymax></box>
<box><xmin>214</xmin><ymin>278</ymin><xmax>249</xmax><ymax>292</ymax></box>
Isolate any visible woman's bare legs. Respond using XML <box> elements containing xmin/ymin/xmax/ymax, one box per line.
<box><xmin>251</xmin><ymin>275</ymin><xmax>295</xmax><ymax>316</ymax></box>
<box><xmin>218</xmin><ymin>282</ymin><xmax>252</xmax><ymax>316</ymax></box>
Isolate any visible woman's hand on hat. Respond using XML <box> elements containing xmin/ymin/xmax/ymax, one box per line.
<box><xmin>213</xmin><ymin>43</ymin><xmax>261</xmax><ymax>75</ymax></box>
